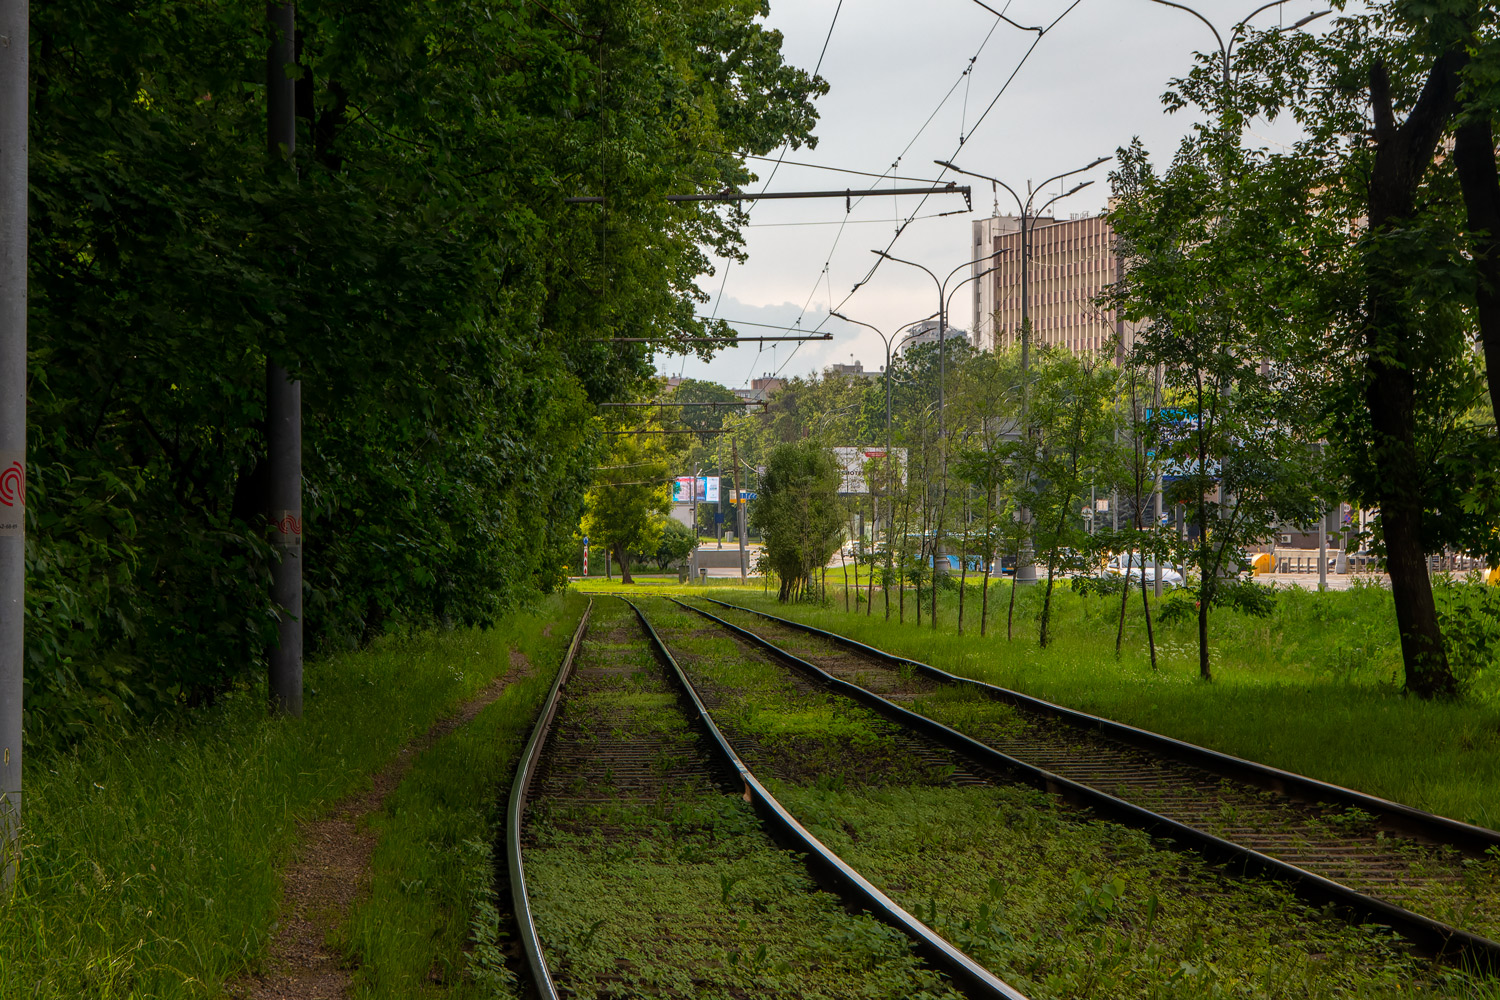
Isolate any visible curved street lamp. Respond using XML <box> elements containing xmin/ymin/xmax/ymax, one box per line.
<box><xmin>933</xmin><ymin>156</ymin><xmax>1109</xmax><ymax>583</ymax></box>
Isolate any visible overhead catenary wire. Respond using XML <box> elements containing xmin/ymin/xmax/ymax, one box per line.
<box><xmin>761</xmin><ymin>0</ymin><xmax>1086</xmax><ymax>388</ymax></box>
<box><xmin>706</xmin><ymin>0</ymin><xmax>845</xmax><ymax>374</ymax></box>
<box><xmin>740</xmin><ymin>11</ymin><xmax>1016</xmax><ymax>389</ymax></box>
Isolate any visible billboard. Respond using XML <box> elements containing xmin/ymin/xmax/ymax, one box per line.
<box><xmin>671</xmin><ymin>475</ymin><xmax>721</xmax><ymax>503</ymax></box>
<box><xmin>832</xmin><ymin>447</ymin><xmax>907</xmax><ymax>495</ymax></box>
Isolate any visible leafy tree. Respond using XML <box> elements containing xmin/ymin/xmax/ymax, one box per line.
<box><xmin>1225</xmin><ymin>1</ymin><xmax>1500</xmax><ymax>696</ymax></box>
<box><xmin>25</xmin><ymin>0</ymin><xmax>823</xmax><ymax>734</ymax></box>
<box><xmin>750</xmin><ymin>441</ymin><xmax>843</xmax><ymax>602</ymax></box>
<box><xmin>1013</xmin><ymin>350</ymin><xmax>1121</xmax><ymax>648</ymax></box>
<box><xmin>670</xmin><ymin>379</ymin><xmax>743</xmax><ymax>437</ymax></box>
<box><xmin>653</xmin><ymin>516</ymin><xmax>696</xmax><ymax>571</ymax></box>
<box><xmin>1109</xmin><ymin>135</ymin><xmax>1326</xmax><ymax>680</ymax></box>
<box><xmin>949</xmin><ymin>348</ymin><xmax>1022</xmax><ymax>637</ymax></box>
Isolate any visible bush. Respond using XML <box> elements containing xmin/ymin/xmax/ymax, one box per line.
<box><xmin>654</xmin><ymin>517</ymin><xmax>697</xmax><ymax>570</ymax></box>
<box><xmin>1433</xmin><ymin>576</ymin><xmax>1500</xmax><ymax>689</ymax></box>
<box><xmin>1071</xmin><ymin>574</ymin><xmax>1126</xmax><ymax>598</ymax></box>
<box><xmin>1213</xmin><ymin>579</ymin><xmax>1277</xmax><ymax>619</ymax></box>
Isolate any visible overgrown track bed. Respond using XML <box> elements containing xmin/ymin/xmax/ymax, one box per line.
<box><xmin>513</xmin><ymin>598</ymin><xmax>977</xmax><ymax>1000</ymax></box>
<box><xmin>695</xmin><ymin>596</ymin><xmax>1500</xmax><ymax>967</ymax></box>
<box><xmin>646</xmin><ymin>598</ymin><xmax>1494</xmax><ymax>999</ymax></box>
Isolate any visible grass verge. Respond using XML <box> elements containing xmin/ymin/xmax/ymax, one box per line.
<box><xmin>0</xmin><ymin>592</ymin><xmax>585</xmax><ymax>1000</ymax></box>
<box><xmin>713</xmin><ymin>583</ymin><xmax>1500</xmax><ymax>830</ymax></box>
<box><xmin>338</xmin><ymin>607</ymin><xmax>580</xmax><ymax>999</ymax></box>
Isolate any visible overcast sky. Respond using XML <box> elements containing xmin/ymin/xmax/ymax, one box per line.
<box><xmin>655</xmin><ymin>0</ymin><xmax>1348</xmax><ymax>390</ymax></box>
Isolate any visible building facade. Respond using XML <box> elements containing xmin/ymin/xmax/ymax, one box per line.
<box><xmin>898</xmin><ymin>319</ymin><xmax>968</xmax><ymax>355</ymax></box>
<box><xmin>970</xmin><ymin>212</ymin><xmax>1127</xmax><ymax>358</ymax></box>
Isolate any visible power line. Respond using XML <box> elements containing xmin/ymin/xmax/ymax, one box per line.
<box><xmin>736</xmin><ymin>154</ymin><xmax>952</xmax><ymax>184</ymax></box>
<box><xmin>745</xmin><ymin>210</ymin><xmax>964</xmax><ymax>228</ymax></box>
<box><xmin>724</xmin><ymin>0</ymin><xmax>845</xmax><ymax>377</ymax></box>
<box><xmin>843</xmin><ymin>0</ymin><xmax>1088</xmax><ymax>309</ymax></box>
<box><xmin>747</xmin><ymin>4</ymin><xmax>1027</xmax><ymax>387</ymax></box>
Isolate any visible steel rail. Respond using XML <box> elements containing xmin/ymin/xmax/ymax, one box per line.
<box><xmin>506</xmin><ymin>599</ymin><xmax>593</xmax><ymax>1000</ymax></box>
<box><xmin>702</xmin><ymin>598</ymin><xmax>1500</xmax><ymax>855</ymax></box>
<box><xmin>680</xmin><ymin>598</ymin><xmax>1500</xmax><ymax>972</ymax></box>
<box><xmin>627</xmin><ymin>599</ymin><xmax>1028</xmax><ymax>1000</ymax></box>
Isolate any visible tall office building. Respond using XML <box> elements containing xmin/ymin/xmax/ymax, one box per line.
<box><xmin>970</xmin><ymin>212</ymin><xmax>1129</xmax><ymax>358</ymax></box>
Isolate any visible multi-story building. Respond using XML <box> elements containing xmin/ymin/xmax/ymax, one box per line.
<box><xmin>969</xmin><ymin>212</ymin><xmax>1128</xmax><ymax>358</ymax></box>
<box><xmin>732</xmin><ymin>374</ymin><xmax>785</xmax><ymax>403</ymax></box>
<box><xmin>898</xmin><ymin>319</ymin><xmax>968</xmax><ymax>355</ymax></box>
<box><xmin>825</xmin><ymin>360</ymin><xmax>882</xmax><ymax>380</ymax></box>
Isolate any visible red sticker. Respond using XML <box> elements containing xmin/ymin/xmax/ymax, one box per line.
<box><xmin>0</xmin><ymin>460</ymin><xmax>22</xmax><ymax>508</ymax></box>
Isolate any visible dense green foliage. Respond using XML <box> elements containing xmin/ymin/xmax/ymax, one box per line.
<box><xmin>26</xmin><ymin>0</ymin><xmax>822</xmax><ymax>737</ymax></box>
<box><xmin>1117</xmin><ymin>0</ymin><xmax>1500</xmax><ymax>695</ymax></box>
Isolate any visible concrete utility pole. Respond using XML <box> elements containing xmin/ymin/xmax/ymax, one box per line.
<box><xmin>266</xmin><ymin>3</ymin><xmax>303</xmax><ymax>716</ymax></box>
<box><xmin>731</xmin><ymin>438</ymin><xmax>746</xmax><ymax>582</ymax></box>
<box><xmin>1318</xmin><ymin>507</ymin><xmax>1328</xmax><ymax>592</ymax></box>
<box><xmin>0</xmin><ymin>0</ymin><xmax>26</xmax><ymax>878</ymax></box>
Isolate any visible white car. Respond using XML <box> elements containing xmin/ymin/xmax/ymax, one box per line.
<box><xmin>1105</xmin><ymin>553</ymin><xmax>1185</xmax><ymax>589</ymax></box>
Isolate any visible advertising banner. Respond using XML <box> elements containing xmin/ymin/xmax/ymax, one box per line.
<box><xmin>698</xmin><ymin>475</ymin><xmax>721</xmax><ymax>503</ymax></box>
<box><xmin>672</xmin><ymin>477</ymin><xmax>695</xmax><ymax>503</ymax></box>
<box><xmin>832</xmin><ymin>447</ymin><xmax>907</xmax><ymax>495</ymax></box>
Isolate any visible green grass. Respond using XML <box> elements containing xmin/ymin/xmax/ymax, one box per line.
<box><xmin>576</xmin><ymin>578</ymin><xmax>757</xmax><ymax>595</ymax></box>
<box><xmin>0</xmin><ymin>593</ymin><xmax>585</xmax><ymax>999</ymax></box>
<box><xmin>711</xmin><ymin>581</ymin><xmax>1500</xmax><ymax>831</ymax></box>
<box><xmin>644</xmin><ymin>601</ymin><xmax>1498</xmax><ymax>998</ymax></box>
<box><xmin>338</xmin><ymin>608</ymin><xmax>581</xmax><ymax>999</ymax></box>
<box><xmin>525</xmin><ymin>599</ymin><xmax>961</xmax><ymax>1000</ymax></box>
<box><xmin>774</xmin><ymin>782</ymin><xmax>1491</xmax><ymax>1000</ymax></box>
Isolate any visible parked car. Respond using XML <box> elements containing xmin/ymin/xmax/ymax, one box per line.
<box><xmin>1104</xmin><ymin>552</ymin><xmax>1184</xmax><ymax>589</ymax></box>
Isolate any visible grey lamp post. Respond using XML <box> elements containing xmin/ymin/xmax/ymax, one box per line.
<box><xmin>1146</xmin><ymin>0</ymin><xmax>1330</xmax><ymax>92</ymax></box>
<box><xmin>935</xmin><ymin>157</ymin><xmax>1110</xmax><ymax>582</ymax></box>
<box><xmin>860</xmin><ymin>252</ymin><xmax>1004</xmax><ymax>628</ymax></box>
<box><xmin>830</xmin><ymin>310</ymin><xmax>942</xmax><ymax>617</ymax></box>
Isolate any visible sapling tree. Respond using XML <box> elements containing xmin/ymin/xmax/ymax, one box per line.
<box><xmin>1109</xmin><ymin>139</ymin><xmax>1324</xmax><ymax>681</ymax></box>
<box><xmin>951</xmin><ymin>348</ymin><xmax>1023</xmax><ymax>638</ymax></box>
<box><xmin>1017</xmin><ymin>349</ymin><xmax>1122</xmax><ymax>648</ymax></box>
<box><xmin>582</xmin><ymin>417</ymin><xmax>680</xmax><ymax>585</ymax></box>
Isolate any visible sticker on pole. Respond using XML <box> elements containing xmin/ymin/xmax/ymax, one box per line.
<box><xmin>0</xmin><ymin>454</ymin><xmax>22</xmax><ymax>536</ymax></box>
<box><xmin>271</xmin><ymin>509</ymin><xmax>303</xmax><ymax>547</ymax></box>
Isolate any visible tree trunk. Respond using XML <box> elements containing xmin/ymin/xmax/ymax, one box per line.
<box><xmin>1038</xmin><ymin>507</ymin><xmax>1069</xmax><ymax>648</ymax></box>
<box><xmin>1139</xmin><ymin>548</ymin><xmax>1158</xmax><ymax>672</ymax></box>
<box><xmin>957</xmin><ymin>488</ymin><xmax>969</xmax><ymax>635</ymax></box>
<box><xmin>1454</xmin><ymin>116</ymin><xmax>1500</xmax><ymax>423</ymax></box>
<box><xmin>1006</xmin><ymin>537</ymin><xmax>1019</xmax><ymax>641</ymax></box>
<box><xmin>980</xmin><ymin>482</ymin><xmax>994</xmax><ymax>638</ymax></box>
<box><xmin>1362</xmin><ymin>55</ymin><xmax>1465</xmax><ymax>698</ymax></box>
<box><xmin>613</xmin><ymin>541</ymin><xmax>634</xmax><ymax>585</ymax></box>
<box><xmin>1116</xmin><ymin>501</ymin><xmax>1136</xmax><ymax>657</ymax></box>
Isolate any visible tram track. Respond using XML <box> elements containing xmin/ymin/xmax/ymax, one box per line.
<box><xmin>505</xmin><ymin>597</ymin><xmax>1025</xmax><ymax>1000</ymax></box>
<box><xmin>684</xmin><ymin>595</ymin><xmax>1500</xmax><ymax>972</ymax></box>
